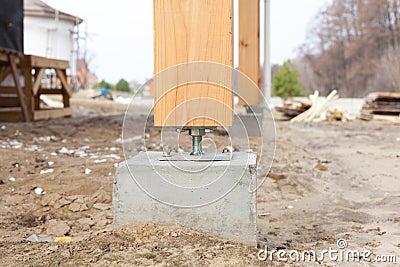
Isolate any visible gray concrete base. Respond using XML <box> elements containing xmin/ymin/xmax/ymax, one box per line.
<box><xmin>230</xmin><ymin>112</ymin><xmax>264</xmax><ymax>137</ymax></box>
<box><xmin>113</xmin><ymin>151</ymin><xmax>257</xmax><ymax>246</ymax></box>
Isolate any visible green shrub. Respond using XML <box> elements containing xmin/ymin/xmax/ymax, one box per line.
<box><xmin>272</xmin><ymin>60</ymin><xmax>303</xmax><ymax>99</ymax></box>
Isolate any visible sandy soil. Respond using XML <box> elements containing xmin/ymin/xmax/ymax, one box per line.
<box><xmin>0</xmin><ymin>97</ymin><xmax>399</xmax><ymax>266</ymax></box>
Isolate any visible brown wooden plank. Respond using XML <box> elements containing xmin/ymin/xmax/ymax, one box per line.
<box><xmin>34</xmin><ymin>95</ymin><xmax>41</xmax><ymax>110</ymax></box>
<box><xmin>25</xmin><ymin>55</ymin><xmax>69</xmax><ymax>69</ymax></box>
<box><xmin>0</xmin><ymin>50</ymin><xmax>21</xmax><ymax>64</ymax></box>
<box><xmin>0</xmin><ymin>86</ymin><xmax>17</xmax><ymax>94</ymax></box>
<box><xmin>0</xmin><ymin>107</ymin><xmax>24</xmax><ymax>121</ymax></box>
<box><xmin>22</xmin><ymin>63</ymin><xmax>35</xmax><ymax>116</ymax></box>
<box><xmin>33</xmin><ymin>108</ymin><xmax>72</xmax><ymax>120</ymax></box>
<box><xmin>238</xmin><ymin>0</ymin><xmax>260</xmax><ymax>106</ymax></box>
<box><xmin>154</xmin><ymin>0</ymin><xmax>233</xmax><ymax>127</ymax></box>
<box><xmin>55</xmin><ymin>69</ymin><xmax>73</xmax><ymax>98</ymax></box>
<box><xmin>0</xmin><ymin>94</ymin><xmax>20</xmax><ymax>107</ymax></box>
<box><xmin>8</xmin><ymin>54</ymin><xmax>30</xmax><ymax>122</ymax></box>
<box><xmin>32</xmin><ymin>68</ymin><xmax>45</xmax><ymax>95</ymax></box>
<box><xmin>38</xmin><ymin>89</ymin><xmax>64</xmax><ymax>95</ymax></box>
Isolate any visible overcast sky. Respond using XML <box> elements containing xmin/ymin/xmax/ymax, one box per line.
<box><xmin>45</xmin><ymin>0</ymin><xmax>328</xmax><ymax>84</ymax></box>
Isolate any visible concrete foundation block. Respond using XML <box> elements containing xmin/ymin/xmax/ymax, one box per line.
<box><xmin>113</xmin><ymin>151</ymin><xmax>257</xmax><ymax>246</ymax></box>
<box><xmin>230</xmin><ymin>112</ymin><xmax>263</xmax><ymax>137</ymax></box>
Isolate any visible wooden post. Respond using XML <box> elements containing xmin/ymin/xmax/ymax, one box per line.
<box><xmin>21</xmin><ymin>57</ymin><xmax>35</xmax><ymax>119</ymax></box>
<box><xmin>33</xmin><ymin>68</ymin><xmax>44</xmax><ymax>110</ymax></box>
<box><xmin>238</xmin><ymin>0</ymin><xmax>261</xmax><ymax>106</ymax></box>
<box><xmin>57</xmin><ymin>69</ymin><xmax>71</xmax><ymax>109</ymax></box>
<box><xmin>154</xmin><ymin>0</ymin><xmax>233</xmax><ymax>127</ymax></box>
<box><xmin>8</xmin><ymin>54</ymin><xmax>31</xmax><ymax>121</ymax></box>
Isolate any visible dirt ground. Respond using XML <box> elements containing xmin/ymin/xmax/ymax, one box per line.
<box><xmin>0</xmin><ymin>97</ymin><xmax>399</xmax><ymax>266</ymax></box>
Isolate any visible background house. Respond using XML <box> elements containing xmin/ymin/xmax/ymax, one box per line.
<box><xmin>24</xmin><ymin>0</ymin><xmax>87</xmax><ymax>89</ymax></box>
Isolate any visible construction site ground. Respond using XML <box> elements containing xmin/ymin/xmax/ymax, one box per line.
<box><xmin>0</xmin><ymin>95</ymin><xmax>399</xmax><ymax>266</ymax></box>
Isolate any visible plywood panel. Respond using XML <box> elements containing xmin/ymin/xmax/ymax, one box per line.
<box><xmin>154</xmin><ymin>0</ymin><xmax>233</xmax><ymax>127</ymax></box>
<box><xmin>238</xmin><ymin>0</ymin><xmax>260</xmax><ymax>106</ymax></box>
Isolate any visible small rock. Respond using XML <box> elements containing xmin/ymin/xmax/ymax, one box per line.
<box><xmin>315</xmin><ymin>163</ymin><xmax>328</xmax><ymax>171</ymax></box>
<box><xmin>9</xmin><ymin>177</ymin><xmax>16</xmax><ymax>182</ymax></box>
<box><xmin>65</xmin><ymin>195</ymin><xmax>78</xmax><ymax>202</ymax></box>
<box><xmin>47</xmin><ymin>245</ymin><xmax>59</xmax><ymax>253</ymax></box>
<box><xmin>80</xmin><ymin>203</ymin><xmax>89</xmax><ymax>211</ymax></box>
<box><xmin>68</xmin><ymin>202</ymin><xmax>81</xmax><ymax>212</ymax></box>
<box><xmin>84</xmin><ymin>168</ymin><xmax>91</xmax><ymax>175</ymax></box>
<box><xmin>1</xmin><ymin>125</ymin><xmax>6</xmax><ymax>130</ymax></box>
<box><xmin>41</xmin><ymin>193</ymin><xmax>62</xmax><ymax>207</ymax></box>
<box><xmin>74</xmin><ymin>196</ymin><xmax>85</xmax><ymax>204</ymax></box>
<box><xmin>0</xmin><ymin>180</ymin><xmax>4</xmax><ymax>185</ymax></box>
<box><xmin>93</xmin><ymin>203</ymin><xmax>111</xmax><ymax>211</ymax></box>
<box><xmin>40</xmin><ymin>169</ymin><xmax>54</xmax><ymax>174</ymax></box>
<box><xmin>78</xmin><ymin>217</ymin><xmax>95</xmax><ymax>226</ymax></box>
<box><xmin>95</xmin><ymin>219</ymin><xmax>108</xmax><ymax>227</ymax></box>
<box><xmin>53</xmin><ymin>198</ymin><xmax>72</xmax><ymax>209</ymax></box>
<box><xmin>50</xmin><ymin>136</ymin><xmax>59</xmax><ymax>142</ymax></box>
<box><xmin>35</xmin><ymin>157</ymin><xmax>46</xmax><ymax>163</ymax></box>
<box><xmin>170</xmin><ymin>232</ymin><xmax>179</xmax><ymax>237</ymax></box>
<box><xmin>90</xmin><ymin>188</ymin><xmax>111</xmax><ymax>203</ymax></box>
<box><xmin>26</xmin><ymin>234</ymin><xmax>53</xmax><ymax>243</ymax></box>
<box><xmin>48</xmin><ymin>161</ymin><xmax>55</xmax><ymax>166</ymax></box>
<box><xmin>58</xmin><ymin>147</ymin><xmax>73</xmax><ymax>154</ymax></box>
<box><xmin>287</xmin><ymin>205</ymin><xmax>294</xmax><ymax>209</ymax></box>
<box><xmin>34</xmin><ymin>187</ymin><xmax>44</xmax><ymax>195</ymax></box>
<box><xmin>46</xmin><ymin>220</ymin><xmax>70</xmax><ymax>236</ymax></box>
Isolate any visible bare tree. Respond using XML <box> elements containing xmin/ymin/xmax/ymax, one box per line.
<box><xmin>299</xmin><ymin>0</ymin><xmax>400</xmax><ymax>97</ymax></box>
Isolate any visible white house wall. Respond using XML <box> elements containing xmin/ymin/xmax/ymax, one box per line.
<box><xmin>24</xmin><ymin>16</ymin><xmax>75</xmax><ymax>62</ymax></box>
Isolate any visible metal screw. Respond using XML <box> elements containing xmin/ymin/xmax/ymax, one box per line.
<box><xmin>191</xmin><ymin>135</ymin><xmax>203</xmax><ymax>156</ymax></box>
<box><xmin>176</xmin><ymin>127</ymin><xmax>214</xmax><ymax>156</ymax></box>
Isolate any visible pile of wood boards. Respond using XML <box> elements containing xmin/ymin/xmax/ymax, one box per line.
<box><xmin>275</xmin><ymin>101</ymin><xmax>311</xmax><ymax>119</ymax></box>
<box><xmin>361</xmin><ymin>92</ymin><xmax>400</xmax><ymax>123</ymax></box>
<box><xmin>291</xmin><ymin>90</ymin><xmax>339</xmax><ymax>122</ymax></box>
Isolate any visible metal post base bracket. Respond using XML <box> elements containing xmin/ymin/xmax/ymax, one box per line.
<box><xmin>160</xmin><ymin>152</ymin><xmax>232</xmax><ymax>162</ymax></box>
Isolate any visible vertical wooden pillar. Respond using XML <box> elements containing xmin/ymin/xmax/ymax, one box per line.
<box><xmin>9</xmin><ymin>54</ymin><xmax>31</xmax><ymax>121</ymax></box>
<box><xmin>21</xmin><ymin>56</ymin><xmax>35</xmax><ymax>120</ymax></box>
<box><xmin>238</xmin><ymin>0</ymin><xmax>261</xmax><ymax>106</ymax></box>
<box><xmin>33</xmin><ymin>68</ymin><xmax>44</xmax><ymax>110</ymax></box>
<box><xmin>154</xmin><ymin>0</ymin><xmax>234</xmax><ymax>127</ymax></box>
<box><xmin>59</xmin><ymin>69</ymin><xmax>71</xmax><ymax>108</ymax></box>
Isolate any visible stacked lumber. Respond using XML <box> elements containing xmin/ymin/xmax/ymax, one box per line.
<box><xmin>275</xmin><ymin>101</ymin><xmax>311</xmax><ymax>119</ymax></box>
<box><xmin>361</xmin><ymin>92</ymin><xmax>400</xmax><ymax>122</ymax></box>
<box><xmin>291</xmin><ymin>90</ymin><xmax>339</xmax><ymax>122</ymax></box>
